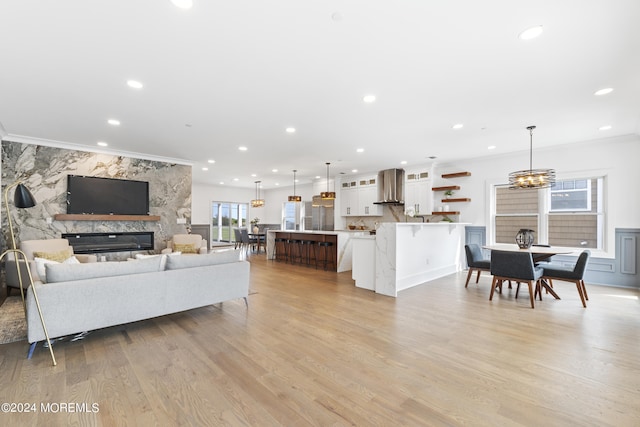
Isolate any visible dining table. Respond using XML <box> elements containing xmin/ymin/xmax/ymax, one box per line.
<box><xmin>248</xmin><ymin>233</ymin><xmax>266</xmax><ymax>253</ymax></box>
<box><xmin>483</xmin><ymin>243</ymin><xmax>574</xmax><ymax>300</ymax></box>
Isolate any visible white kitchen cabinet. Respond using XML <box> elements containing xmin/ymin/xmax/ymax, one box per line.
<box><xmin>405</xmin><ymin>178</ymin><xmax>432</xmax><ymax>215</ymax></box>
<box><xmin>340</xmin><ymin>180</ymin><xmax>358</xmax><ymax>216</ymax></box>
<box><xmin>357</xmin><ymin>176</ymin><xmax>383</xmax><ymax>216</ymax></box>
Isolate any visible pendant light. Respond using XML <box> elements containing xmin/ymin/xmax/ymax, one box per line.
<box><xmin>508</xmin><ymin>125</ymin><xmax>556</xmax><ymax>189</ymax></box>
<box><xmin>320</xmin><ymin>162</ymin><xmax>336</xmax><ymax>200</ymax></box>
<box><xmin>288</xmin><ymin>170</ymin><xmax>302</xmax><ymax>202</ymax></box>
<box><xmin>251</xmin><ymin>180</ymin><xmax>265</xmax><ymax>208</ymax></box>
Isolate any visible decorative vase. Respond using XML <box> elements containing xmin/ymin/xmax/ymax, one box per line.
<box><xmin>253</xmin><ymin>225</ymin><xmax>259</xmax><ymax>234</ymax></box>
<box><xmin>515</xmin><ymin>229</ymin><xmax>535</xmax><ymax>249</ymax></box>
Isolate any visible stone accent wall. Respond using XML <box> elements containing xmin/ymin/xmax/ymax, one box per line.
<box><xmin>1</xmin><ymin>140</ymin><xmax>191</xmax><ymax>258</ymax></box>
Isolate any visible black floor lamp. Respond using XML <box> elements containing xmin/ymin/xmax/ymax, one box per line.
<box><xmin>1</xmin><ymin>181</ymin><xmax>56</xmax><ymax>365</ymax></box>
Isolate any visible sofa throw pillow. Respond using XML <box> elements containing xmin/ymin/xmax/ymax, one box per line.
<box><xmin>46</xmin><ymin>256</ymin><xmax>163</xmax><ymax>283</ymax></box>
<box><xmin>32</xmin><ymin>248</ymin><xmax>74</xmax><ymax>262</ymax></box>
<box><xmin>134</xmin><ymin>252</ymin><xmax>181</xmax><ymax>270</ymax></box>
<box><xmin>34</xmin><ymin>255</ymin><xmax>80</xmax><ymax>283</ymax></box>
<box><xmin>165</xmin><ymin>249</ymin><xmax>241</xmax><ymax>270</ymax></box>
<box><xmin>173</xmin><ymin>243</ymin><xmax>198</xmax><ymax>254</ymax></box>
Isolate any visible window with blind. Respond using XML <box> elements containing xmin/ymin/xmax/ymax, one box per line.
<box><xmin>493</xmin><ymin>176</ymin><xmax>604</xmax><ymax>249</ymax></box>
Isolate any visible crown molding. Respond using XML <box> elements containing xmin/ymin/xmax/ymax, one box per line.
<box><xmin>1</xmin><ymin>133</ymin><xmax>193</xmax><ymax>166</ymax></box>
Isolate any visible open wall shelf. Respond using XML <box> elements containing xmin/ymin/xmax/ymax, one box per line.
<box><xmin>441</xmin><ymin>198</ymin><xmax>471</xmax><ymax>203</ymax></box>
<box><xmin>432</xmin><ymin>185</ymin><xmax>460</xmax><ymax>192</ymax></box>
<box><xmin>441</xmin><ymin>171</ymin><xmax>471</xmax><ymax>178</ymax></box>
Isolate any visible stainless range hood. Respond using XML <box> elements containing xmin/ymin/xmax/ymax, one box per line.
<box><xmin>374</xmin><ymin>168</ymin><xmax>405</xmax><ymax>204</ymax></box>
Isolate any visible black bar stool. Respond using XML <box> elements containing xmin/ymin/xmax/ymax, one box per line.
<box><xmin>274</xmin><ymin>238</ymin><xmax>287</xmax><ymax>262</ymax></box>
<box><xmin>302</xmin><ymin>240</ymin><xmax>316</xmax><ymax>266</ymax></box>
<box><xmin>316</xmin><ymin>241</ymin><xmax>335</xmax><ymax>271</ymax></box>
<box><xmin>288</xmin><ymin>239</ymin><xmax>303</xmax><ymax>264</ymax></box>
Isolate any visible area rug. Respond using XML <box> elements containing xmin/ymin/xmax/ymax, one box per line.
<box><xmin>0</xmin><ymin>296</ymin><xmax>27</xmax><ymax>344</ymax></box>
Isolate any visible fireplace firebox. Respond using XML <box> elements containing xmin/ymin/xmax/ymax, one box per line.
<box><xmin>62</xmin><ymin>232</ymin><xmax>154</xmax><ymax>254</ymax></box>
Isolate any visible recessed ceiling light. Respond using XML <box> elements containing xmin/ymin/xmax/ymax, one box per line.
<box><xmin>488</xmin><ymin>145</ymin><xmax>496</xmax><ymax>150</ymax></box>
<box><xmin>127</xmin><ymin>80</ymin><xmax>143</xmax><ymax>89</ymax></box>
<box><xmin>518</xmin><ymin>25</ymin><xmax>543</xmax><ymax>40</ymax></box>
<box><xmin>202</xmin><ymin>167</ymin><xmax>208</xmax><ymax>171</ymax></box>
<box><xmin>363</xmin><ymin>95</ymin><xmax>376</xmax><ymax>103</ymax></box>
<box><xmin>238</xmin><ymin>146</ymin><xmax>248</xmax><ymax>151</ymax></box>
<box><xmin>208</xmin><ymin>159</ymin><xmax>215</xmax><ymax>164</ymax></box>
<box><xmin>286</xmin><ymin>127</ymin><xmax>296</xmax><ymax>133</ymax></box>
<box><xmin>356</xmin><ymin>148</ymin><xmax>364</xmax><ymax>153</ymax></box>
<box><xmin>233</xmin><ymin>178</ymin><xmax>239</xmax><ymax>181</ymax></box>
<box><xmin>452</xmin><ymin>123</ymin><xmax>464</xmax><ymax>130</ymax></box>
<box><xmin>170</xmin><ymin>0</ymin><xmax>193</xmax><ymax>9</ymax></box>
<box><xmin>352</xmin><ymin>169</ymin><xmax>358</xmax><ymax>173</ymax></box>
<box><xmin>400</xmin><ymin>161</ymin><xmax>407</xmax><ymax>165</ymax></box>
<box><xmin>107</xmin><ymin>119</ymin><xmax>120</xmax><ymax>126</ymax></box>
<box><xmin>251</xmin><ymin>174</ymin><xmax>257</xmax><ymax>177</ymax></box>
<box><xmin>594</xmin><ymin>88</ymin><xmax>614</xmax><ymax>96</ymax></box>
<box><xmin>599</xmin><ymin>125</ymin><xmax>612</xmax><ymax>131</ymax></box>
<box><xmin>97</xmin><ymin>141</ymin><xmax>108</xmax><ymax>147</ymax></box>
<box><xmin>315</xmin><ymin>175</ymin><xmax>321</xmax><ymax>179</ymax></box>
<box><xmin>272</xmin><ymin>169</ymin><xmax>278</xmax><ymax>173</ymax></box>
<box><xmin>219</xmin><ymin>182</ymin><xmax>224</xmax><ymax>185</ymax></box>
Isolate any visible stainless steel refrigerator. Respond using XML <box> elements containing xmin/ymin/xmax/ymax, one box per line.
<box><xmin>304</xmin><ymin>196</ymin><xmax>334</xmax><ymax>231</ymax></box>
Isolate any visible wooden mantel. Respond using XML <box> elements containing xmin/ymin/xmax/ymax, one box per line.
<box><xmin>54</xmin><ymin>214</ymin><xmax>160</xmax><ymax>222</ymax></box>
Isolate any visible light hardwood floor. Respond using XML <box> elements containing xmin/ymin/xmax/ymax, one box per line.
<box><xmin>1</xmin><ymin>253</ymin><xmax>639</xmax><ymax>426</ymax></box>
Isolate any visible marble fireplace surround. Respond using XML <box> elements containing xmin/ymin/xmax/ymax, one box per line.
<box><xmin>1</xmin><ymin>140</ymin><xmax>192</xmax><ymax>260</ymax></box>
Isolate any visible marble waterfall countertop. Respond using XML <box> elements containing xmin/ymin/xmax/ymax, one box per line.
<box><xmin>370</xmin><ymin>222</ymin><xmax>469</xmax><ymax>297</ymax></box>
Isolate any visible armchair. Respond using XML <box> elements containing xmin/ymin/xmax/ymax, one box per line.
<box><xmin>5</xmin><ymin>239</ymin><xmax>97</xmax><ymax>294</ymax></box>
<box><xmin>162</xmin><ymin>234</ymin><xmax>208</xmax><ymax>255</ymax></box>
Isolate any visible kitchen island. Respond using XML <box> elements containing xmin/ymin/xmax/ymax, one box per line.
<box><xmin>352</xmin><ymin>222</ymin><xmax>469</xmax><ymax>297</ymax></box>
<box><xmin>266</xmin><ymin>230</ymin><xmax>369</xmax><ymax>272</ymax></box>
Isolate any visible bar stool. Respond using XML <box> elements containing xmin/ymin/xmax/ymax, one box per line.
<box><xmin>274</xmin><ymin>238</ymin><xmax>287</xmax><ymax>262</ymax></box>
<box><xmin>316</xmin><ymin>241</ymin><xmax>335</xmax><ymax>271</ymax></box>
<box><xmin>302</xmin><ymin>240</ymin><xmax>316</xmax><ymax>266</ymax></box>
<box><xmin>288</xmin><ymin>239</ymin><xmax>303</xmax><ymax>264</ymax></box>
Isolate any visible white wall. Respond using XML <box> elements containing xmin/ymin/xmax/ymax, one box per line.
<box><xmin>432</xmin><ymin>134</ymin><xmax>640</xmax><ymax>257</ymax></box>
<box><xmin>191</xmin><ymin>181</ymin><xmax>315</xmax><ymax>226</ymax></box>
<box><xmin>193</xmin><ymin>134</ymin><xmax>639</xmax><ymax>256</ymax></box>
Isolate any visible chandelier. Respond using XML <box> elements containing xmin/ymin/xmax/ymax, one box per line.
<box><xmin>251</xmin><ymin>181</ymin><xmax>265</xmax><ymax>208</ymax></box>
<box><xmin>288</xmin><ymin>170</ymin><xmax>302</xmax><ymax>202</ymax></box>
<box><xmin>320</xmin><ymin>162</ymin><xmax>336</xmax><ymax>200</ymax></box>
<box><xmin>508</xmin><ymin>125</ymin><xmax>556</xmax><ymax>189</ymax></box>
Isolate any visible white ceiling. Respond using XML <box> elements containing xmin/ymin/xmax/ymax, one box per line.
<box><xmin>1</xmin><ymin>0</ymin><xmax>639</xmax><ymax>189</ymax></box>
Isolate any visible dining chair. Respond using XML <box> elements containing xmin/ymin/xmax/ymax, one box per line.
<box><xmin>464</xmin><ymin>244</ymin><xmax>491</xmax><ymax>288</ymax></box>
<box><xmin>240</xmin><ymin>228</ymin><xmax>256</xmax><ymax>253</ymax></box>
<box><xmin>233</xmin><ymin>228</ymin><xmax>243</xmax><ymax>250</ymax></box>
<box><xmin>541</xmin><ymin>250</ymin><xmax>590</xmax><ymax>307</ymax></box>
<box><xmin>490</xmin><ymin>250</ymin><xmax>544</xmax><ymax>309</ymax></box>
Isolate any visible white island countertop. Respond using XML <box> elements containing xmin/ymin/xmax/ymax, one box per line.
<box><xmin>367</xmin><ymin>222</ymin><xmax>469</xmax><ymax>297</ymax></box>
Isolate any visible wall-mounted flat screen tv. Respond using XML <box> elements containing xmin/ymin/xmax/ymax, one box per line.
<box><xmin>66</xmin><ymin>175</ymin><xmax>149</xmax><ymax>215</ymax></box>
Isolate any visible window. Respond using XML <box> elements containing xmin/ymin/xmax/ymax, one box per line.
<box><xmin>493</xmin><ymin>176</ymin><xmax>604</xmax><ymax>249</ymax></box>
<box><xmin>282</xmin><ymin>201</ymin><xmax>302</xmax><ymax>230</ymax></box>
<box><xmin>548</xmin><ymin>178</ymin><xmax>602</xmax><ymax>248</ymax></box>
<box><xmin>211</xmin><ymin>202</ymin><xmax>247</xmax><ymax>243</ymax></box>
<box><xmin>495</xmin><ymin>186</ymin><xmax>539</xmax><ymax>244</ymax></box>
<box><xmin>550</xmin><ymin>179</ymin><xmax>591</xmax><ymax>212</ymax></box>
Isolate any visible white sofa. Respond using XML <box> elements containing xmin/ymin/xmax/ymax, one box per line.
<box><xmin>25</xmin><ymin>250</ymin><xmax>249</xmax><ymax>356</ymax></box>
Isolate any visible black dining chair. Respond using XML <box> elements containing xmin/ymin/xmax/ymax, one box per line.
<box><xmin>490</xmin><ymin>250</ymin><xmax>544</xmax><ymax>309</ymax></box>
<box><xmin>542</xmin><ymin>250</ymin><xmax>590</xmax><ymax>307</ymax></box>
<box><xmin>464</xmin><ymin>244</ymin><xmax>491</xmax><ymax>288</ymax></box>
